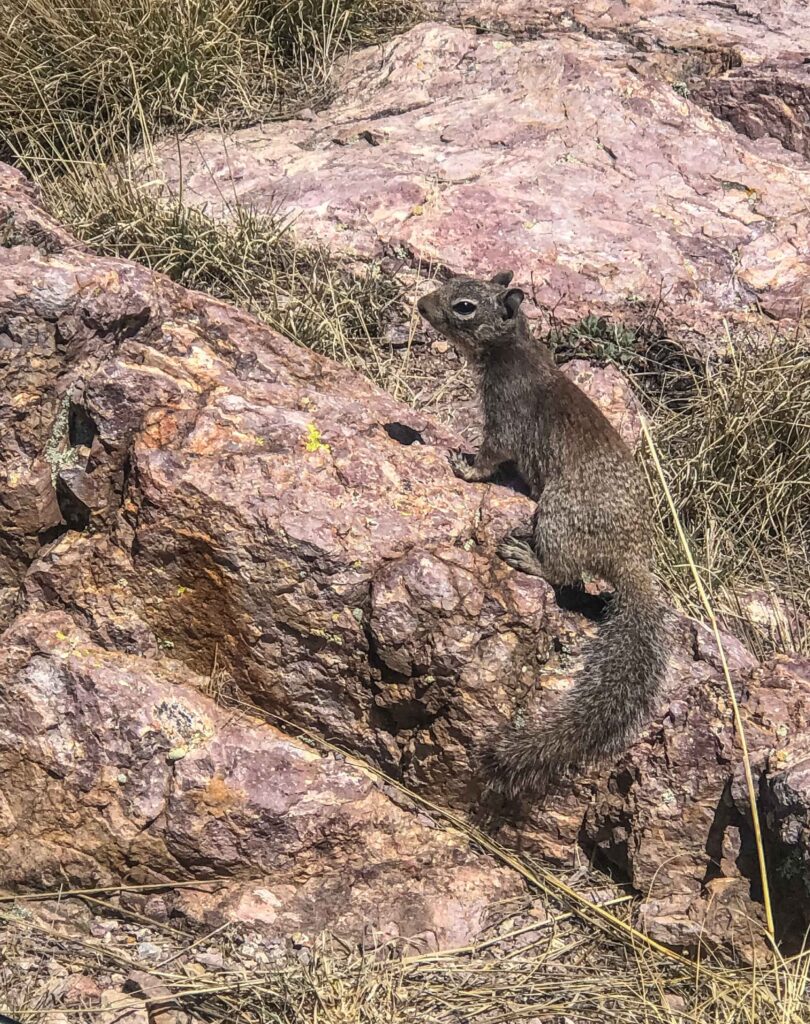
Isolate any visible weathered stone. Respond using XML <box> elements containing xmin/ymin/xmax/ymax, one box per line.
<box><xmin>0</xmin><ymin>163</ymin><xmax>78</xmax><ymax>252</ymax></box>
<box><xmin>430</xmin><ymin>0</ymin><xmax>809</xmax><ymax>65</ymax></box>
<box><xmin>0</xmin><ymin>610</ymin><xmax>522</xmax><ymax>949</ymax></box>
<box><xmin>145</xmin><ymin>17</ymin><xmax>810</xmax><ymax>330</ymax></box>
<box><xmin>693</xmin><ymin>63</ymin><xmax>810</xmax><ymax>160</ymax></box>
<box><xmin>1</xmin><ymin>157</ymin><xmax>809</xmax><ymax>959</ymax></box>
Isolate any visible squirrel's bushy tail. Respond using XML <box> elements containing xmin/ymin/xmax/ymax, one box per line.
<box><xmin>487</xmin><ymin>569</ymin><xmax>669</xmax><ymax>800</ymax></box>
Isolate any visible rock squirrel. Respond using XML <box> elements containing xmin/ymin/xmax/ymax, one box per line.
<box><xmin>417</xmin><ymin>271</ymin><xmax>669</xmax><ymax>799</ymax></box>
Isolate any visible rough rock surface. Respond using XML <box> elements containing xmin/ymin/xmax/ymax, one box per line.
<box><xmin>0</xmin><ymin>162</ymin><xmax>529</xmax><ymax>950</ymax></box>
<box><xmin>443</xmin><ymin>0</ymin><xmax>810</xmax><ymax>157</ymax></box>
<box><xmin>435</xmin><ymin>0</ymin><xmax>808</xmax><ymax>59</ymax></box>
<box><xmin>0</xmin><ymin>610</ymin><xmax>522</xmax><ymax>948</ymax></box>
<box><xmin>147</xmin><ymin>7</ymin><xmax>810</xmax><ymax>329</ymax></box>
<box><xmin>2</xmin><ymin>168</ymin><xmax>810</xmax><ymax>958</ymax></box>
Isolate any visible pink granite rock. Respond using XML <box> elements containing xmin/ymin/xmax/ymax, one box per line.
<box><xmin>1</xmin><ymin>168</ymin><xmax>809</xmax><ymax>959</ymax></box>
<box><xmin>0</xmin><ymin>609</ymin><xmax>523</xmax><ymax>949</ymax></box>
<box><xmin>145</xmin><ymin>17</ymin><xmax>810</xmax><ymax>329</ymax></box>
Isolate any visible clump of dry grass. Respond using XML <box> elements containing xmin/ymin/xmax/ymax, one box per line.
<box><xmin>264</xmin><ymin>936</ymin><xmax>810</xmax><ymax>1024</ymax></box>
<box><xmin>0</xmin><ymin>0</ymin><xmax>414</xmax><ymax>170</ymax></box>
<box><xmin>640</xmin><ymin>333</ymin><xmax>810</xmax><ymax>656</ymax></box>
<box><xmin>44</xmin><ymin>158</ymin><xmax>405</xmax><ymax>376</ymax></box>
<box><xmin>3</xmin><ymin>881</ymin><xmax>809</xmax><ymax>1024</ymax></box>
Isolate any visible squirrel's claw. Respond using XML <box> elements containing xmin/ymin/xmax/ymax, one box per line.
<box><xmin>448</xmin><ymin>448</ymin><xmax>477</xmax><ymax>481</ymax></box>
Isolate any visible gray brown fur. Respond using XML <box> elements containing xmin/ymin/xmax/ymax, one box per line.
<box><xmin>417</xmin><ymin>271</ymin><xmax>669</xmax><ymax>800</ymax></box>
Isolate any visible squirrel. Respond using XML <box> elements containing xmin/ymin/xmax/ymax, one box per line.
<box><xmin>417</xmin><ymin>271</ymin><xmax>669</xmax><ymax>800</ymax></box>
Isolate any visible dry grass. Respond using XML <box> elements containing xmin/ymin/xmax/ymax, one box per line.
<box><xmin>642</xmin><ymin>413</ymin><xmax>777</xmax><ymax>944</ymax></box>
<box><xmin>260</xmin><ymin>938</ymin><xmax>810</xmax><ymax>1024</ymax></box>
<box><xmin>44</xmin><ymin>158</ymin><xmax>407</xmax><ymax>377</ymax></box>
<box><xmin>0</xmin><ymin>0</ymin><xmax>414</xmax><ymax>170</ymax></box>
<box><xmin>638</xmin><ymin>332</ymin><xmax>810</xmax><ymax>657</ymax></box>
<box><xmin>1</xmin><ymin>877</ymin><xmax>808</xmax><ymax>1024</ymax></box>
<box><xmin>551</xmin><ymin>316</ymin><xmax>809</xmax><ymax>657</ymax></box>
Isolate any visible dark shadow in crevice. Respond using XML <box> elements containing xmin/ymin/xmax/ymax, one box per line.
<box><xmin>491</xmin><ymin>460</ymin><xmax>532</xmax><ymax>497</ymax></box>
<box><xmin>756</xmin><ymin>774</ymin><xmax>810</xmax><ymax>954</ymax></box>
<box><xmin>583</xmin><ymin>836</ymin><xmax>637</xmax><ymax>891</ymax></box>
<box><xmin>38</xmin><ymin>523</ymin><xmax>68</xmax><ymax>547</ymax></box>
<box><xmin>369</xmin><ymin>697</ymin><xmax>444</xmax><ymax>737</ymax></box>
<box><xmin>55</xmin><ymin>476</ymin><xmax>90</xmax><ymax>532</ymax></box>
<box><xmin>553</xmin><ymin>582</ymin><xmax>612</xmax><ymax>622</ymax></box>
<box><xmin>361</xmin><ymin>616</ymin><xmax>455</xmax><ymax>784</ymax></box>
<box><xmin>84</xmin><ymin>306</ymin><xmax>152</xmax><ymax>343</ymax></box>
<box><xmin>384</xmin><ymin>421</ymin><xmax>424</xmax><ymax>446</ymax></box>
<box><xmin>68</xmin><ymin>402</ymin><xmax>99</xmax><ymax>448</ymax></box>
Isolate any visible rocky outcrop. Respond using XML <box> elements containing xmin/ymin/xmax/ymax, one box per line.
<box><xmin>432</xmin><ymin>0</ymin><xmax>808</xmax><ymax>61</ymax></box>
<box><xmin>0</xmin><ymin>610</ymin><xmax>523</xmax><ymax>948</ymax></box>
<box><xmin>2</xmin><ymin>167</ymin><xmax>809</xmax><ymax>958</ymax></box>
<box><xmin>145</xmin><ymin>8</ymin><xmax>810</xmax><ymax>330</ymax></box>
<box><xmin>445</xmin><ymin>0</ymin><xmax>810</xmax><ymax>157</ymax></box>
<box><xmin>0</xmin><ymin>166</ymin><xmax>530</xmax><ymax>951</ymax></box>
<box><xmin>693</xmin><ymin>63</ymin><xmax>810</xmax><ymax>161</ymax></box>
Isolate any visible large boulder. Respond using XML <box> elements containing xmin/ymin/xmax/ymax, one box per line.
<box><xmin>1</xmin><ymin>166</ymin><xmax>809</xmax><ymax>958</ymax></box>
<box><xmin>145</xmin><ymin>14</ymin><xmax>810</xmax><ymax>329</ymax></box>
<box><xmin>0</xmin><ymin>609</ymin><xmax>523</xmax><ymax>948</ymax></box>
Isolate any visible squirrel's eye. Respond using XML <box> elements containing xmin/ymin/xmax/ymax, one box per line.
<box><xmin>451</xmin><ymin>299</ymin><xmax>477</xmax><ymax>317</ymax></box>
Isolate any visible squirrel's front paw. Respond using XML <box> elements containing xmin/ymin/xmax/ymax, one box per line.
<box><xmin>448</xmin><ymin>449</ymin><xmax>478</xmax><ymax>481</ymax></box>
<box><xmin>497</xmin><ymin>534</ymin><xmax>543</xmax><ymax>577</ymax></box>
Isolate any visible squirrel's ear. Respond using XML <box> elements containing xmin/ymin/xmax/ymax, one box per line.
<box><xmin>490</xmin><ymin>270</ymin><xmax>514</xmax><ymax>287</ymax></box>
<box><xmin>500</xmin><ymin>287</ymin><xmax>524</xmax><ymax>320</ymax></box>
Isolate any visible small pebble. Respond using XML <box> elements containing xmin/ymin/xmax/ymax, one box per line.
<box><xmin>136</xmin><ymin>941</ymin><xmax>161</xmax><ymax>960</ymax></box>
<box><xmin>194</xmin><ymin>951</ymin><xmax>226</xmax><ymax>970</ymax></box>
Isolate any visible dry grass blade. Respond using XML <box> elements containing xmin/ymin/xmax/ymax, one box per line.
<box><xmin>640</xmin><ymin>413</ymin><xmax>776</xmax><ymax>945</ymax></box>
<box><xmin>0</xmin><ymin>879</ymin><xmax>230</xmax><ymax>904</ymax></box>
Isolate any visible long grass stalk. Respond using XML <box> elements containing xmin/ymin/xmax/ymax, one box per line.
<box><xmin>640</xmin><ymin>413</ymin><xmax>776</xmax><ymax>945</ymax></box>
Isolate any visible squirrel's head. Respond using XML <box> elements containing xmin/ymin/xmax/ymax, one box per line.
<box><xmin>416</xmin><ymin>271</ymin><xmax>525</xmax><ymax>358</ymax></box>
